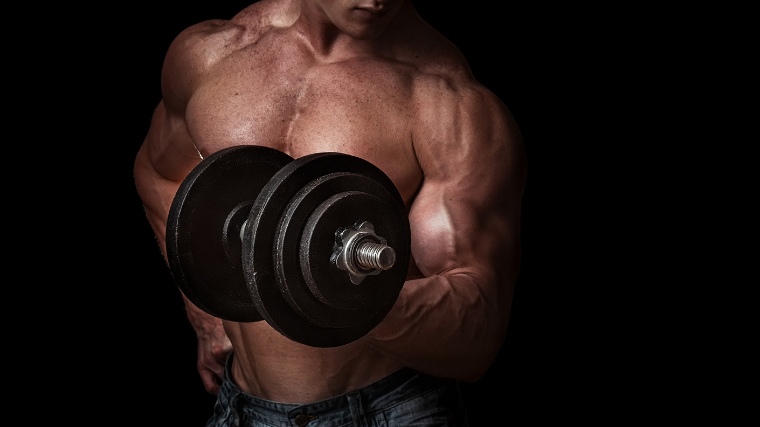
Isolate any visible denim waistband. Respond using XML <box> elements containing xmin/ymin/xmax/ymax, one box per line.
<box><xmin>217</xmin><ymin>352</ymin><xmax>455</xmax><ymax>426</ymax></box>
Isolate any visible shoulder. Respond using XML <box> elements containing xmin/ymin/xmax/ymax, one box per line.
<box><xmin>160</xmin><ymin>0</ymin><xmax>297</xmax><ymax>112</ymax></box>
<box><xmin>401</xmin><ymin>17</ymin><xmax>516</xmax><ymax>156</ymax></box>
<box><xmin>403</xmin><ymin>33</ymin><xmax>525</xmax><ymax>187</ymax></box>
<box><xmin>398</xmin><ymin>15</ymin><xmax>473</xmax><ymax>83</ymax></box>
<box><xmin>410</xmin><ymin>65</ymin><xmax>521</xmax><ymax>180</ymax></box>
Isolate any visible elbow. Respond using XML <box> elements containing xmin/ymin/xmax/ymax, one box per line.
<box><xmin>456</xmin><ymin>367</ymin><xmax>487</xmax><ymax>383</ymax></box>
<box><xmin>461</xmin><ymin>304</ymin><xmax>508</xmax><ymax>382</ymax></box>
<box><xmin>447</xmin><ymin>312</ymin><xmax>506</xmax><ymax>382</ymax></box>
<box><xmin>449</xmin><ymin>357</ymin><xmax>493</xmax><ymax>383</ymax></box>
<box><xmin>460</xmin><ymin>276</ymin><xmax>509</xmax><ymax>382</ymax></box>
<box><xmin>456</xmin><ymin>337</ymin><xmax>504</xmax><ymax>382</ymax></box>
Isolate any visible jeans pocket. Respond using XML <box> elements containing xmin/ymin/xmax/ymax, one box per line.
<box><xmin>381</xmin><ymin>385</ymin><xmax>464</xmax><ymax>427</ymax></box>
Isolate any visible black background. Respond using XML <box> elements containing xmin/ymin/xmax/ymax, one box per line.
<box><xmin>53</xmin><ymin>1</ymin><xmax>632</xmax><ymax>424</ymax></box>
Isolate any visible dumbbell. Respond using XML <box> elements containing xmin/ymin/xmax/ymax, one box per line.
<box><xmin>166</xmin><ymin>146</ymin><xmax>410</xmax><ymax>347</ymax></box>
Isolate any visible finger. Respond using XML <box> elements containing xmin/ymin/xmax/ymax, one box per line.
<box><xmin>210</xmin><ymin>343</ymin><xmax>233</xmax><ymax>363</ymax></box>
<box><xmin>200</xmin><ymin>352</ymin><xmax>228</xmax><ymax>379</ymax></box>
<box><xmin>199</xmin><ymin>369</ymin><xmax>221</xmax><ymax>395</ymax></box>
<box><xmin>211</xmin><ymin>361</ymin><xmax>225</xmax><ymax>380</ymax></box>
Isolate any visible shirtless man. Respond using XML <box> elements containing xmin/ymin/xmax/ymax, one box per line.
<box><xmin>134</xmin><ymin>0</ymin><xmax>525</xmax><ymax>425</ymax></box>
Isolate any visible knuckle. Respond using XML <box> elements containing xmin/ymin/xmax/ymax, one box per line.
<box><xmin>210</xmin><ymin>346</ymin><xmax>228</xmax><ymax>359</ymax></box>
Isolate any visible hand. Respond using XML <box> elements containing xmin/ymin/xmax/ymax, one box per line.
<box><xmin>184</xmin><ymin>297</ymin><xmax>233</xmax><ymax>395</ymax></box>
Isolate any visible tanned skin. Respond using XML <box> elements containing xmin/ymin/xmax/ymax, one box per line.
<box><xmin>134</xmin><ymin>0</ymin><xmax>526</xmax><ymax>404</ymax></box>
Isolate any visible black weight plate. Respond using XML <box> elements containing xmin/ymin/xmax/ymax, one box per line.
<box><xmin>300</xmin><ymin>190</ymin><xmax>409</xmax><ymax>323</ymax></box>
<box><xmin>274</xmin><ymin>173</ymin><xmax>408</xmax><ymax>328</ymax></box>
<box><xmin>243</xmin><ymin>152</ymin><xmax>410</xmax><ymax>347</ymax></box>
<box><xmin>166</xmin><ymin>145</ymin><xmax>293</xmax><ymax>322</ymax></box>
<box><xmin>289</xmin><ymin>176</ymin><xmax>400</xmax><ymax>311</ymax></box>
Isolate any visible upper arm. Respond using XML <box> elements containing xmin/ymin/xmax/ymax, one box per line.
<box><xmin>137</xmin><ymin>20</ymin><xmax>232</xmax><ymax>182</ymax></box>
<box><xmin>409</xmin><ymin>78</ymin><xmax>526</xmax><ymax>294</ymax></box>
<box><xmin>134</xmin><ymin>21</ymin><xmax>233</xmax><ymax>251</ymax></box>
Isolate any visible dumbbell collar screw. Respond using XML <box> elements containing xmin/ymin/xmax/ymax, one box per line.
<box><xmin>335</xmin><ymin>221</ymin><xmax>396</xmax><ymax>285</ymax></box>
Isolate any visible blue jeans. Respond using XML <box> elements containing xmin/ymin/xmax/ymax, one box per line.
<box><xmin>207</xmin><ymin>353</ymin><xmax>469</xmax><ymax>427</ymax></box>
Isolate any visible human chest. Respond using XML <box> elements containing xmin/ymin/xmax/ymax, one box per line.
<box><xmin>185</xmin><ymin>43</ymin><xmax>422</xmax><ymax>201</ymax></box>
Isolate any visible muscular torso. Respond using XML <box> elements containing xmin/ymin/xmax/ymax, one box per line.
<box><xmin>175</xmin><ymin>13</ymin><xmax>439</xmax><ymax>403</ymax></box>
<box><xmin>187</xmin><ymin>27</ymin><xmax>423</xmax><ymax>203</ymax></box>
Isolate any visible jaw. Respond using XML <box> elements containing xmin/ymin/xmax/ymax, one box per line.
<box><xmin>304</xmin><ymin>0</ymin><xmax>407</xmax><ymax>41</ymax></box>
<box><xmin>340</xmin><ymin>5</ymin><xmax>404</xmax><ymax>40</ymax></box>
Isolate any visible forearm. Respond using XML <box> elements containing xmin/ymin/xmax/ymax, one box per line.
<box><xmin>182</xmin><ymin>292</ymin><xmax>225</xmax><ymax>334</ymax></box>
<box><xmin>365</xmin><ymin>271</ymin><xmax>511</xmax><ymax>382</ymax></box>
<box><xmin>134</xmin><ymin>143</ymin><xmax>184</xmax><ymax>259</ymax></box>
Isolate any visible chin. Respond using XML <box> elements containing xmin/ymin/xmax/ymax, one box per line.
<box><xmin>350</xmin><ymin>31</ymin><xmax>383</xmax><ymax>40</ymax></box>
<box><xmin>345</xmin><ymin>24</ymin><xmax>388</xmax><ymax>40</ymax></box>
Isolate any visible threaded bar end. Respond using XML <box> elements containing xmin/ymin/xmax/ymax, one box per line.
<box><xmin>355</xmin><ymin>242</ymin><xmax>396</xmax><ymax>270</ymax></box>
